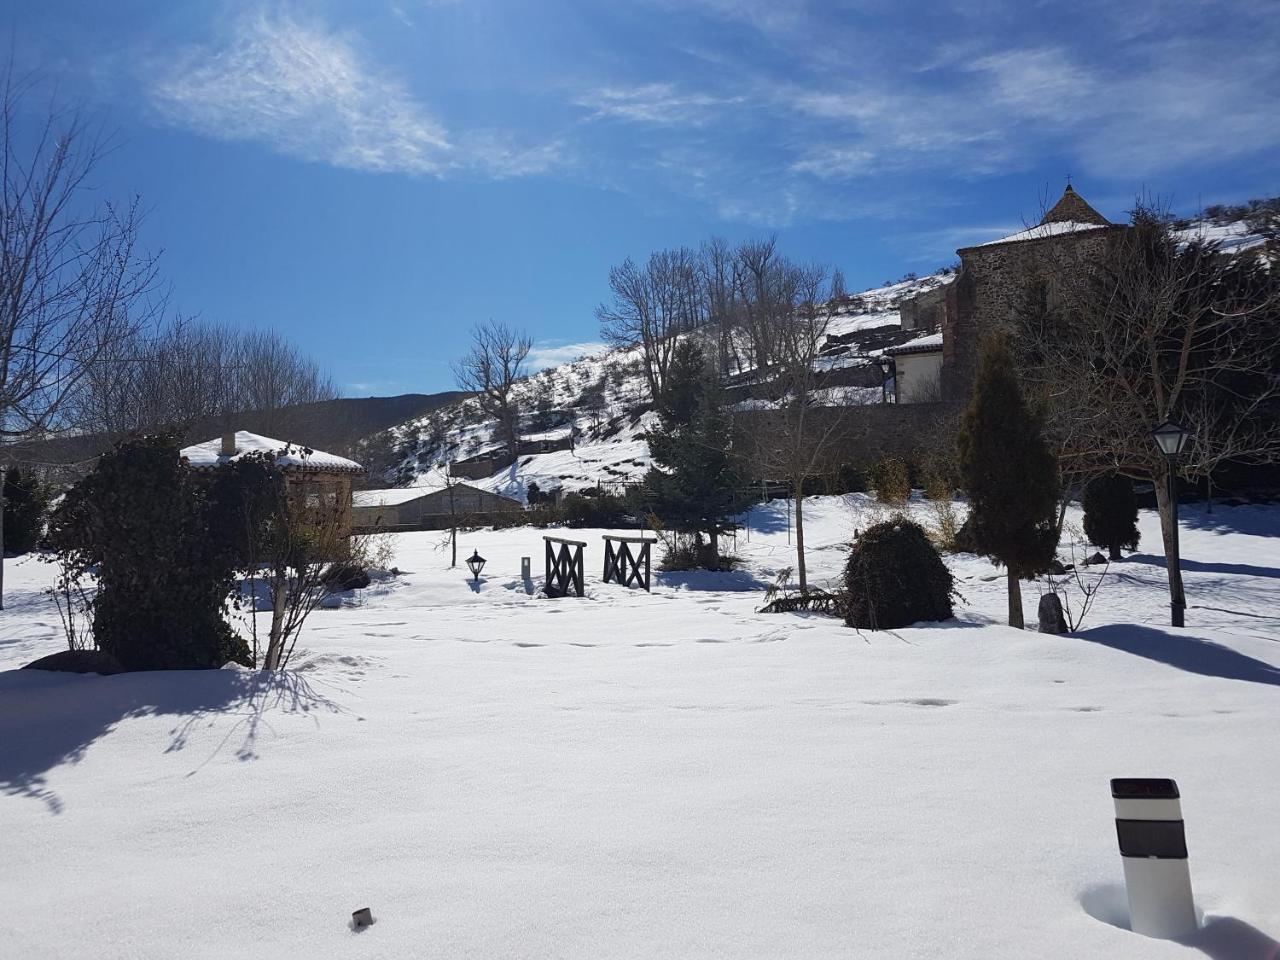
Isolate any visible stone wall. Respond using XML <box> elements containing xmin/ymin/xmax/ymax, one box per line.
<box><xmin>899</xmin><ymin>282</ymin><xmax>952</xmax><ymax>331</ymax></box>
<box><xmin>738</xmin><ymin>402</ymin><xmax>960</xmax><ymax>478</ymax></box>
<box><xmin>942</xmin><ymin>227</ymin><xmax>1124</xmax><ymax>403</ymax></box>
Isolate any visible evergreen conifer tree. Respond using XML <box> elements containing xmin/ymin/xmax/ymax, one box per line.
<box><xmin>3</xmin><ymin>468</ymin><xmax>50</xmax><ymax>556</ymax></box>
<box><xmin>645</xmin><ymin>340</ymin><xmax>746</xmax><ymax>567</ymax></box>
<box><xmin>1082</xmin><ymin>474</ymin><xmax>1140</xmax><ymax>561</ymax></box>
<box><xmin>956</xmin><ymin>335</ymin><xmax>1061</xmax><ymax>627</ymax></box>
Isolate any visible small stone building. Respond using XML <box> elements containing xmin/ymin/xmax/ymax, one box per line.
<box><xmin>181</xmin><ymin>430</ymin><xmax>364</xmax><ymax>537</ymax></box>
<box><xmin>353</xmin><ymin>482</ymin><xmax>523</xmax><ymax>531</ymax></box>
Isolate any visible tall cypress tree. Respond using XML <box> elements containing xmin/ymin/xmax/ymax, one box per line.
<box><xmin>1082</xmin><ymin>474</ymin><xmax>1140</xmax><ymax>561</ymax></box>
<box><xmin>956</xmin><ymin>335</ymin><xmax>1061</xmax><ymax>627</ymax></box>
<box><xmin>645</xmin><ymin>340</ymin><xmax>746</xmax><ymax>567</ymax></box>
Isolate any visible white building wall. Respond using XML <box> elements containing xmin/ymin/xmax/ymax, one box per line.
<box><xmin>895</xmin><ymin>351</ymin><xmax>944</xmax><ymax>404</ymax></box>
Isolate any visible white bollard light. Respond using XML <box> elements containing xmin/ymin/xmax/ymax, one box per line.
<box><xmin>1111</xmin><ymin>778</ymin><xmax>1198</xmax><ymax>940</ymax></box>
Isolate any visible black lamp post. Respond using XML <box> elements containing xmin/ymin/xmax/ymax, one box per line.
<box><xmin>1151</xmin><ymin>420</ymin><xmax>1190</xmax><ymax>627</ymax></box>
<box><xmin>876</xmin><ymin>355</ymin><xmax>896</xmax><ymax>404</ymax></box>
<box><xmin>466</xmin><ymin>549</ymin><xmax>486</xmax><ymax>583</ymax></box>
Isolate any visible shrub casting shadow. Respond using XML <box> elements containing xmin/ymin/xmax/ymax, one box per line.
<box><xmin>0</xmin><ymin>667</ymin><xmax>340</xmax><ymax>814</ymax></box>
<box><xmin>1077</xmin><ymin>625</ymin><xmax>1280</xmax><ymax>687</ymax></box>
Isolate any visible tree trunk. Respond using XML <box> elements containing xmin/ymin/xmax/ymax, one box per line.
<box><xmin>1007</xmin><ymin>568</ymin><xmax>1024</xmax><ymax>628</ymax></box>
<box><xmin>794</xmin><ymin>481</ymin><xmax>807</xmax><ymax>594</ymax></box>
<box><xmin>1153</xmin><ymin>470</ymin><xmax>1186</xmax><ymax>617</ymax></box>
<box><xmin>1055</xmin><ymin>488</ymin><xmax>1071</xmax><ymax>542</ymax></box>
<box><xmin>1108</xmin><ymin>544</ymin><xmax>1122</xmax><ymax>562</ymax></box>
<box><xmin>708</xmin><ymin>529</ymin><xmax>719</xmax><ymax>570</ymax></box>
<box><xmin>265</xmin><ymin>574</ymin><xmax>288</xmax><ymax>669</ymax></box>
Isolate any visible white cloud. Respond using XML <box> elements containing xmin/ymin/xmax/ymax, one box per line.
<box><xmin>528</xmin><ymin>341</ymin><xmax>607</xmax><ymax>371</ymax></box>
<box><xmin>150</xmin><ymin>12</ymin><xmax>558</xmax><ymax>179</ymax></box>
<box><xmin>575</xmin><ymin>83</ymin><xmax>737</xmax><ymax>126</ymax></box>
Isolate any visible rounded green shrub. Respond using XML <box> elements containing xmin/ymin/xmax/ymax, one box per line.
<box><xmin>844</xmin><ymin>517</ymin><xmax>955</xmax><ymax>630</ymax></box>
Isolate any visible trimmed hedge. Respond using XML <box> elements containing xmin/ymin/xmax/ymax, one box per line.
<box><xmin>844</xmin><ymin>517</ymin><xmax>954</xmax><ymax>630</ymax></box>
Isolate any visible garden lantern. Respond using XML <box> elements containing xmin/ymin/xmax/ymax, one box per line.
<box><xmin>875</xmin><ymin>354</ymin><xmax>895</xmax><ymax>404</ymax></box>
<box><xmin>466</xmin><ymin>549</ymin><xmax>486</xmax><ymax>582</ymax></box>
<box><xmin>1150</xmin><ymin>420</ymin><xmax>1190</xmax><ymax>627</ymax></box>
<box><xmin>1151</xmin><ymin>420</ymin><xmax>1190</xmax><ymax>457</ymax></box>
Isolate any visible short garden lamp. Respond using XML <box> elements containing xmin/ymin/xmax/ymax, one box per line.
<box><xmin>466</xmin><ymin>549</ymin><xmax>486</xmax><ymax>583</ymax></box>
<box><xmin>875</xmin><ymin>354</ymin><xmax>895</xmax><ymax>403</ymax></box>
<box><xmin>1150</xmin><ymin>419</ymin><xmax>1190</xmax><ymax>627</ymax></box>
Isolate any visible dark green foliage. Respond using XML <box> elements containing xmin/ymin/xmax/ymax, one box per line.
<box><xmin>644</xmin><ymin>341</ymin><xmax>748</xmax><ymax>565</ymax></box>
<box><xmin>323</xmin><ymin>563</ymin><xmax>371</xmax><ymax>591</ymax></box>
<box><xmin>844</xmin><ymin>518</ymin><xmax>954</xmax><ymax>630</ymax></box>
<box><xmin>3</xmin><ymin>468</ymin><xmax>50</xmax><ymax>555</ymax></box>
<box><xmin>45</xmin><ymin>435</ymin><xmax>251</xmax><ymax>671</ymax></box>
<box><xmin>834</xmin><ymin>462</ymin><xmax>868</xmax><ymax>494</ymax></box>
<box><xmin>956</xmin><ymin>336</ymin><xmax>1061</xmax><ymax>579</ymax></box>
<box><xmin>560</xmin><ymin>491</ymin><xmax>630</xmax><ymax>528</ymax></box>
<box><xmin>1082</xmin><ymin>474</ymin><xmax>1140</xmax><ymax>560</ymax></box>
<box><xmin>526</xmin><ymin>481</ymin><xmax>542</xmax><ymax>505</ymax></box>
<box><xmin>657</xmin><ymin>339</ymin><xmax>706</xmax><ymax>423</ymax></box>
<box><xmin>23</xmin><ymin>649</ymin><xmax>123</xmax><ymax>675</ymax></box>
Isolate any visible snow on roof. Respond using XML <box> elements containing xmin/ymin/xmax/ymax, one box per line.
<box><xmin>181</xmin><ymin>431</ymin><xmax>364</xmax><ymax>473</ymax></box>
<box><xmin>353</xmin><ymin>487</ymin><xmax>443</xmax><ymax>507</ymax></box>
<box><xmin>972</xmin><ymin>220</ymin><xmax>1111</xmax><ymax>248</ymax></box>
<box><xmin>885</xmin><ymin>331</ymin><xmax>943</xmax><ymax>355</ymax></box>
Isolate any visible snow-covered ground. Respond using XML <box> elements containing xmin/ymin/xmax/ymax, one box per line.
<box><xmin>2</xmin><ymin>496</ymin><xmax>1279</xmax><ymax>958</ymax></box>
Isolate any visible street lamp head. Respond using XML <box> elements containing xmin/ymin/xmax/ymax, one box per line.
<box><xmin>875</xmin><ymin>354</ymin><xmax>894</xmax><ymax>375</ymax></box>
<box><xmin>1151</xmin><ymin>420</ymin><xmax>1190</xmax><ymax>458</ymax></box>
<box><xmin>466</xmin><ymin>549</ymin><xmax>486</xmax><ymax>581</ymax></box>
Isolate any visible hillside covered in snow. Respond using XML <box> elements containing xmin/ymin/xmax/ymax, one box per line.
<box><xmin>362</xmin><ymin>205</ymin><xmax>1271</xmax><ymax>504</ymax></box>
<box><xmin>366</xmin><ymin>271</ymin><xmax>956</xmax><ymax>502</ymax></box>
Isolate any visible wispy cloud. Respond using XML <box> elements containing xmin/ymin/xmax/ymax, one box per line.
<box><xmin>575</xmin><ymin>83</ymin><xmax>738</xmax><ymax>126</ymax></box>
<box><xmin>528</xmin><ymin>340</ymin><xmax>606</xmax><ymax>370</ymax></box>
<box><xmin>149</xmin><ymin>12</ymin><xmax>558</xmax><ymax>179</ymax></box>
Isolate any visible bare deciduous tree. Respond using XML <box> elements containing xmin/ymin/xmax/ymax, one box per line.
<box><xmin>0</xmin><ymin>73</ymin><xmax>159</xmax><ymax>606</ymax></box>
<box><xmin>597</xmin><ymin>248</ymin><xmax>703</xmax><ymax>402</ymax></box>
<box><xmin>1015</xmin><ymin>204</ymin><xmax>1280</xmax><ymax>618</ymax></box>
<box><xmin>74</xmin><ymin>319</ymin><xmax>338</xmax><ymax>443</ymax></box>
<box><xmin>745</xmin><ymin>265</ymin><xmax>857</xmax><ymax>593</ymax></box>
<box><xmin>452</xmin><ymin>320</ymin><xmax>532</xmax><ymax>458</ymax></box>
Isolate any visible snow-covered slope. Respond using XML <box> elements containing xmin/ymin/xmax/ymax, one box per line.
<box><xmin>375</xmin><ymin>273</ymin><xmax>952</xmax><ymax>500</ymax></box>
<box><xmin>372</xmin><ymin>208</ymin><xmax>1270</xmax><ymax>502</ymax></box>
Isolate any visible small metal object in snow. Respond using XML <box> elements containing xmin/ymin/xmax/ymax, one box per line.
<box><xmin>352</xmin><ymin>907</ymin><xmax>374</xmax><ymax>929</ymax></box>
<box><xmin>1111</xmin><ymin>778</ymin><xmax>1197</xmax><ymax>939</ymax></box>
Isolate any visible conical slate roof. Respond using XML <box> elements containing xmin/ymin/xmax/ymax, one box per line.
<box><xmin>1040</xmin><ymin>185</ymin><xmax>1110</xmax><ymax>226</ymax></box>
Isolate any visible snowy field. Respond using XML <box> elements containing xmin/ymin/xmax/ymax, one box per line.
<box><xmin>2</xmin><ymin>495</ymin><xmax>1279</xmax><ymax>958</ymax></box>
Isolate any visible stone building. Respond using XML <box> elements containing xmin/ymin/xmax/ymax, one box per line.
<box><xmin>887</xmin><ymin>185</ymin><xmax>1122</xmax><ymax>405</ymax></box>
<box><xmin>942</xmin><ymin>184</ymin><xmax>1123</xmax><ymax>402</ymax></box>
<box><xmin>181</xmin><ymin>430</ymin><xmax>364</xmax><ymax>538</ymax></box>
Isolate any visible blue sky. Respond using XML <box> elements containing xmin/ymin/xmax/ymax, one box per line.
<box><xmin>9</xmin><ymin>0</ymin><xmax>1279</xmax><ymax>395</ymax></box>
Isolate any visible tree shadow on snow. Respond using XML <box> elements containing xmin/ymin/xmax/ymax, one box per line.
<box><xmin>1076</xmin><ymin>625</ymin><xmax>1280</xmax><ymax>688</ymax></box>
<box><xmin>1177</xmin><ymin>503</ymin><xmax>1280</xmax><ymax>539</ymax></box>
<box><xmin>1081</xmin><ymin>883</ymin><xmax>1279</xmax><ymax>959</ymax></box>
<box><xmin>1126</xmin><ymin>554</ymin><xmax>1280</xmax><ymax>581</ymax></box>
<box><xmin>0</xmin><ymin>667</ymin><xmax>341</xmax><ymax>814</ymax></box>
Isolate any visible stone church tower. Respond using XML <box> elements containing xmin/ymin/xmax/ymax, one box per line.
<box><xmin>939</xmin><ymin>185</ymin><xmax>1123</xmax><ymax>402</ymax></box>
